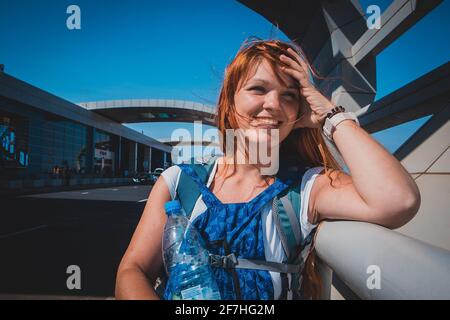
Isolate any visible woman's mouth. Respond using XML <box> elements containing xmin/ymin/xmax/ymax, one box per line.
<box><xmin>255</xmin><ymin>124</ymin><xmax>279</xmax><ymax>129</ymax></box>
<box><xmin>252</xmin><ymin>118</ymin><xmax>281</xmax><ymax>129</ymax></box>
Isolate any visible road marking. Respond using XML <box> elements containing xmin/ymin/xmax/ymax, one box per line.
<box><xmin>137</xmin><ymin>199</ymin><xmax>148</xmax><ymax>203</ymax></box>
<box><xmin>81</xmin><ymin>192</ymin><xmax>89</xmax><ymax>195</ymax></box>
<box><xmin>0</xmin><ymin>225</ymin><xmax>49</xmax><ymax>240</ymax></box>
<box><xmin>111</xmin><ymin>189</ymin><xmax>119</xmax><ymax>191</ymax></box>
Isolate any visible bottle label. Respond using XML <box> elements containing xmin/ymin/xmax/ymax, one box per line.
<box><xmin>181</xmin><ymin>285</ymin><xmax>203</xmax><ymax>300</ymax></box>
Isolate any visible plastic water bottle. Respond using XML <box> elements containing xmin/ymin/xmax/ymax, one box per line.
<box><xmin>162</xmin><ymin>200</ymin><xmax>189</xmax><ymax>276</ymax></box>
<box><xmin>162</xmin><ymin>200</ymin><xmax>222</xmax><ymax>300</ymax></box>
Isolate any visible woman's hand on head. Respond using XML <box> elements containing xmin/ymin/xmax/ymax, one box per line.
<box><xmin>280</xmin><ymin>47</ymin><xmax>335</xmax><ymax>129</ymax></box>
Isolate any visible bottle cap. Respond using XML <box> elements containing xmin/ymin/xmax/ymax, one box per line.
<box><xmin>164</xmin><ymin>200</ymin><xmax>182</xmax><ymax>214</ymax></box>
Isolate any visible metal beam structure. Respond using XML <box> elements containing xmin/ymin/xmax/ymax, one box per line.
<box><xmin>352</xmin><ymin>0</ymin><xmax>442</xmax><ymax>64</ymax></box>
<box><xmin>358</xmin><ymin>62</ymin><xmax>450</xmax><ymax>133</ymax></box>
<box><xmin>239</xmin><ymin>0</ymin><xmax>442</xmax><ymax>114</ymax></box>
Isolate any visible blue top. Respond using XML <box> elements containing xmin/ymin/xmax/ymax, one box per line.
<box><xmin>163</xmin><ymin>163</ymin><xmax>292</xmax><ymax>300</ymax></box>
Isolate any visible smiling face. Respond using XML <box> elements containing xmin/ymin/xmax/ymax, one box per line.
<box><xmin>233</xmin><ymin>58</ymin><xmax>301</xmax><ymax>148</ymax></box>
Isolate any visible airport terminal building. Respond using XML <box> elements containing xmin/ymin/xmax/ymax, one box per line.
<box><xmin>0</xmin><ymin>69</ymin><xmax>172</xmax><ymax>190</ymax></box>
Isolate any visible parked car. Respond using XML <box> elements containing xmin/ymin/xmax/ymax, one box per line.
<box><xmin>149</xmin><ymin>168</ymin><xmax>164</xmax><ymax>184</ymax></box>
<box><xmin>131</xmin><ymin>168</ymin><xmax>165</xmax><ymax>185</ymax></box>
<box><xmin>131</xmin><ymin>172</ymin><xmax>154</xmax><ymax>185</ymax></box>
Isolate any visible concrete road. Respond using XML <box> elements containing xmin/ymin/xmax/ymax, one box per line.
<box><xmin>0</xmin><ymin>185</ymin><xmax>152</xmax><ymax>298</ymax></box>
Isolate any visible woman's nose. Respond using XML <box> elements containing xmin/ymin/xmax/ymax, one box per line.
<box><xmin>263</xmin><ymin>91</ymin><xmax>281</xmax><ymax>111</ymax></box>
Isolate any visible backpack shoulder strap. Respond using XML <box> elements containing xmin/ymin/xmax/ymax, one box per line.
<box><xmin>272</xmin><ymin>181</ymin><xmax>319</xmax><ymax>297</ymax></box>
<box><xmin>272</xmin><ymin>184</ymin><xmax>303</xmax><ymax>262</ymax></box>
<box><xmin>175</xmin><ymin>156</ymin><xmax>217</xmax><ymax>219</ymax></box>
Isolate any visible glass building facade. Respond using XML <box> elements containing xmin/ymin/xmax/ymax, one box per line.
<box><xmin>0</xmin><ymin>100</ymin><xmax>171</xmax><ymax>183</ymax></box>
<box><xmin>93</xmin><ymin>129</ymin><xmax>118</xmax><ymax>177</ymax></box>
<box><xmin>33</xmin><ymin>115</ymin><xmax>89</xmax><ymax>178</ymax></box>
<box><xmin>1</xmin><ymin>111</ymin><xmax>29</xmax><ymax>179</ymax></box>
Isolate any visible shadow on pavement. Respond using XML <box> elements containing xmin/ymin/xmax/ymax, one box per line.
<box><xmin>0</xmin><ymin>196</ymin><xmax>146</xmax><ymax>298</ymax></box>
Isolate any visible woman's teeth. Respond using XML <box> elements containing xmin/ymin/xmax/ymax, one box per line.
<box><xmin>255</xmin><ymin>119</ymin><xmax>280</xmax><ymax>126</ymax></box>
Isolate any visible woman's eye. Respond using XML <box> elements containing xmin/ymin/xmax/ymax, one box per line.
<box><xmin>283</xmin><ymin>92</ymin><xmax>298</xmax><ymax>100</ymax></box>
<box><xmin>249</xmin><ymin>86</ymin><xmax>266</xmax><ymax>93</ymax></box>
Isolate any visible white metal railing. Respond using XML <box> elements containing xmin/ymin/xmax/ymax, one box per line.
<box><xmin>315</xmin><ymin>221</ymin><xmax>450</xmax><ymax>299</ymax></box>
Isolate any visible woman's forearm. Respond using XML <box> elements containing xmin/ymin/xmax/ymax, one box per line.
<box><xmin>115</xmin><ymin>267</ymin><xmax>161</xmax><ymax>300</ymax></box>
<box><xmin>331</xmin><ymin>119</ymin><xmax>420</xmax><ymax>213</ymax></box>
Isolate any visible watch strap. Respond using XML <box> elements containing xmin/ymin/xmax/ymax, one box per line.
<box><xmin>323</xmin><ymin>111</ymin><xmax>359</xmax><ymax>141</ymax></box>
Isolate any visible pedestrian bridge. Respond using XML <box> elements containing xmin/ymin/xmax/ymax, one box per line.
<box><xmin>78</xmin><ymin>99</ymin><xmax>216</xmax><ymax>125</ymax></box>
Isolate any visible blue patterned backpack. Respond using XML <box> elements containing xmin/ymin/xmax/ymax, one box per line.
<box><xmin>165</xmin><ymin>155</ymin><xmax>317</xmax><ymax>299</ymax></box>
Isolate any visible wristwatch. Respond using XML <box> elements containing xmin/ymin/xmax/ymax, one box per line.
<box><xmin>323</xmin><ymin>109</ymin><xmax>360</xmax><ymax>141</ymax></box>
<box><xmin>326</xmin><ymin>106</ymin><xmax>345</xmax><ymax>119</ymax></box>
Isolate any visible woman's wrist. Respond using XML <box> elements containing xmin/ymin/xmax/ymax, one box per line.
<box><xmin>331</xmin><ymin>119</ymin><xmax>359</xmax><ymax>139</ymax></box>
<box><xmin>316</xmin><ymin>103</ymin><xmax>336</xmax><ymax>126</ymax></box>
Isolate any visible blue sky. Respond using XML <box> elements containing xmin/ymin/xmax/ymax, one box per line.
<box><xmin>0</xmin><ymin>0</ymin><xmax>448</xmax><ymax>154</ymax></box>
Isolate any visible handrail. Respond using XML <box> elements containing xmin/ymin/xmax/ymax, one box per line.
<box><xmin>315</xmin><ymin>221</ymin><xmax>450</xmax><ymax>299</ymax></box>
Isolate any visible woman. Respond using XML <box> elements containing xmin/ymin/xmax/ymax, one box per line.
<box><xmin>115</xmin><ymin>39</ymin><xmax>420</xmax><ymax>300</ymax></box>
